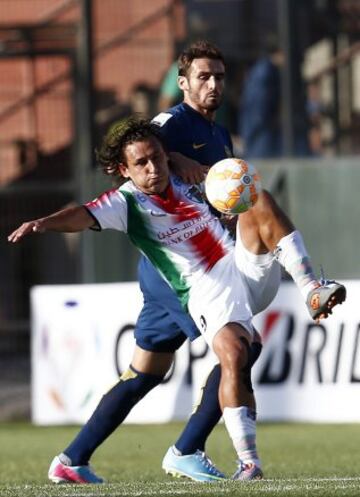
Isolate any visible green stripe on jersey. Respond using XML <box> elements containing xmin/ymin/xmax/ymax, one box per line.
<box><xmin>122</xmin><ymin>190</ymin><xmax>190</xmax><ymax>308</ymax></box>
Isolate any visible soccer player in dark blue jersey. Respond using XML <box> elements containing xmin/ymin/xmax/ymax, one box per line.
<box><xmin>153</xmin><ymin>40</ymin><xmax>264</xmax><ymax>481</ymax></box>
<box><xmin>44</xmin><ymin>40</ymin><xmax>343</xmax><ymax>484</ymax></box>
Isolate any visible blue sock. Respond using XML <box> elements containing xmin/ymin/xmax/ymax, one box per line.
<box><xmin>250</xmin><ymin>342</ymin><xmax>262</xmax><ymax>367</ymax></box>
<box><xmin>64</xmin><ymin>366</ymin><xmax>163</xmax><ymax>465</ymax></box>
<box><xmin>175</xmin><ymin>342</ymin><xmax>263</xmax><ymax>455</ymax></box>
<box><xmin>175</xmin><ymin>364</ymin><xmax>222</xmax><ymax>455</ymax></box>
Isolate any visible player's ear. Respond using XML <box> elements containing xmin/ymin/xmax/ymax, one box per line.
<box><xmin>118</xmin><ymin>162</ymin><xmax>130</xmax><ymax>178</ymax></box>
<box><xmin>178</xmin><ymin>75</ymin><xmax>189</xmax><ymax>91</ymax></box>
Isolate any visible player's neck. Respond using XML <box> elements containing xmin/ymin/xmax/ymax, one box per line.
<box><xmin>183</xmin><ymin>100</ymin><xmax>215</xmax><ymax>122</ymax></box>
<box><xmin>149</xmin><ymin>182</ymin><xmax>171</xmax><ymax>200</ymax></box>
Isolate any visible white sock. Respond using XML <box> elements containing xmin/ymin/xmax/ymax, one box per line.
<box><xmin>172</xmin><ymin>446</ymin><xmax>182</xmax><ymax>456</ymax></box>
<box><xmin>59</xmin><ymin>453</ymin><xmax>72</xmax><ymax>466</ymax></box>
<box><xmin>275</xmin><ymin>230</ymin><xmax>319</xmax><ymax>299</ymax></box>
<box><xmin>223</xmin><ymin>406</ymin><xmax>260</xmax><ymax>467</ymax></box>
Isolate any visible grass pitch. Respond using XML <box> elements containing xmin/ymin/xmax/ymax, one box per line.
<box><xmin>1</xmin><ymin>422</ymin><xmax>360</xmax><ymax>496</ymax></box>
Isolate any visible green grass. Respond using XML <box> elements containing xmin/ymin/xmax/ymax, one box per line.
<box><xmin>1</xmin><ymin>422</ymin><xmax>360</xmax><ymax>496</ymax></box>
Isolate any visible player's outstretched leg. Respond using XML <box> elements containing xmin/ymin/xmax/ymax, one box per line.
<box><xmin>239</xmin><ymin>190</ymin><xmax>346</xmax><ymax>320</ymax></box>
<box><xmin>275</xmin><ymin>230</ymin><xmax>346</xmax><ymax>320</ymax></box>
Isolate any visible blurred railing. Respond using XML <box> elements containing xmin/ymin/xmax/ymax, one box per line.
<box><xmin>305</xmin><ymin>40</ymin><xmax>360</xmax><ymax>156</ymax></box>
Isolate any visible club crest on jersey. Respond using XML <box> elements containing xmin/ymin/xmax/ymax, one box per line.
<box><xmin>185</xmin><ymin>185</ymin><xmax>203</xmax><ymax>204</ymax></box>
<box><xmin>136</xmin><ymin>193</ymin><xmax>147</xmax><ymax>203</ymax></box>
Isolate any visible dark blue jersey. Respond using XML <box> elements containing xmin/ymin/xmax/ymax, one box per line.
<box><xmin>153</xmin><ymin>102</ymin><xmax>233</xmax><ymax>165</ymax></box>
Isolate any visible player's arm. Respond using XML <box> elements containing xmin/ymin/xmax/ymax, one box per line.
<box><xmin>8</xmin><ymin>205</ymin><xmax>95</xmax><ymax>243</ymax></box>
<box><xmin>168</xmin><ymin>151</ymin><xmax>209</xmax><ymax>184</ymax></box>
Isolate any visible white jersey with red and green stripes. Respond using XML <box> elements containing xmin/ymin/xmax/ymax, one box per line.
<box><xmin>85</xmin><ymin>175</ymin><xmax>234</xmax><ymax>308</ymax></box>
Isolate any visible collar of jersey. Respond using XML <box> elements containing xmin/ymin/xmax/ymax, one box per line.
<box><xmin>181</xmin><ymin>102</ymin><xmax>214</xmax><ymax>126</ymax></box>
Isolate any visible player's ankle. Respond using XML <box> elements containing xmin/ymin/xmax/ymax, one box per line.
<box><xmin>59</xmin><ymin>453</ymin><xmax>72</xmax><ymax>466</ymax></box>
<box><xmin>302</xmin><ymin>280</ymin><xmax>320</xmax><ymax>299</ymax></box>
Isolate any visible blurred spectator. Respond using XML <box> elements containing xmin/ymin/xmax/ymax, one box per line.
<box><xmin>238</xmin><ymin>37</ymin><xmax>311</xmax><ymax>158</ymax></box>
<box><xmin>157</xmin><ymin>41</ymin><xmax>188</xmax><ymax>112</ymax></box>
<box><xmin>157</xmin><ymin>60</ymin><xmax>183</xmax><ymax>112</ymax></box>
<box><xmin>238</xmin><ymin>40</ymin><xmax>283</xmax><ymax>158</ymax></box>
<box><xmin>129</xmin><ymin>83</ymin><xmax>157</xmax><ymax>119</ymax></box>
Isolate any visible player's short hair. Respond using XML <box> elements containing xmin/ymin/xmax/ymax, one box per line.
<box><xmin>178</xmin><ymin>40</ymin><xmax>225</xmax><ymax>77</ymax></box>
<box><xmin>96</xmin><ymin>116</ymin><xmax>165</xmax><ymax>177</ymax></box>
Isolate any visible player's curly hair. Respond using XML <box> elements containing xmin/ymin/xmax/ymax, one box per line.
<box><xmin>178</xmin><ymin>40</ymin><xmax>225</xmax><ymax>77</ymax></box>
<box><xmin>96</xmin><ymin>116</ymin><xmax>165</xmax><ymax>177</ymax></box>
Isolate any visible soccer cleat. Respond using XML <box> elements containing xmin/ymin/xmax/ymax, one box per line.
<box><xmin>162</xmin><ymin>446</ymin><xmax>225</xmax><ymax>482</ymax></box>
<box><xmin>306</xmin><ymin>280</ymin><xmax>346</xmax><ymax>320</ymax></box>
<box><xmin>48</xmin><ymin>455</ymin><xmax>104</xmax><ymax>484</ymax></box>
<box><xmin>232</xmin><ymin>461</ymin><xmax>263</xmax><ymax>481</ymax></box>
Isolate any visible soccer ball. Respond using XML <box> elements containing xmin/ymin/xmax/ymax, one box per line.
<box><xmin>205</xmin><ymin>158</ymin><xmax>261</xmax><ymax>215</ymax></box>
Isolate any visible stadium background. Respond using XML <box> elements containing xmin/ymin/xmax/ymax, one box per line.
<box><xmin>0</xmin><ymin>0</ymin><xmax>360</xmax><ymax>421</ymax></box>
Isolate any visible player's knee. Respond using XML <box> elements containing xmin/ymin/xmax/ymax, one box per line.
<box><xmin>105</xmin><ymin>366</ymin><xmax>165</xmax><ymax>407</ymax></box>
<box><xmin>215</xmin><ymin>334</ymin><xmax>250</xmax><ymax>373</ymax></box>
<box><xmin>249</xmin><ymin>189</ymin><xmax>275</xmax><ymax>223</ymax></box>
<box><xmin>258</xmin><ymin>189</ymin><xmax>273</xmax><ymax>205</ymax></box>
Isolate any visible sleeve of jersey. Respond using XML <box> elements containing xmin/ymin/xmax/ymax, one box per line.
<box><xmin>84</xmin><ymin>189</ymin><xmax>128</xmax><ymax>232</ymax></box>
<box><xmin>152</xmin><ymin>112</ymin><xmax>179</xmax><ymax>150</ymax></box>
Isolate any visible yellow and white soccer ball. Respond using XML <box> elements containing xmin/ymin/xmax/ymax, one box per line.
<box><xmin>205</xmin><ymin>158</ymin><xmax>261</xmax><ymax>215</ymax></box>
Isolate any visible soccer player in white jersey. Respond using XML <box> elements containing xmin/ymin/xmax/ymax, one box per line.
<box><xmin>8</xmin><ymin>117</ymin><xmax>346</xmax><ymax>481</ymax></box>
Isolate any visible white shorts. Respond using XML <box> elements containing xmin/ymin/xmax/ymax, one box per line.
<box><xmin>188</xmin><ymin>235</ymin><xmax>281</xmax><ymax>349</ymax></box>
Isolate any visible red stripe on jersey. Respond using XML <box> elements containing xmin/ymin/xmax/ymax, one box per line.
<box><xmin>86</xmin><ymin>188</ymin><xmax>118</xmax><ymax>209</ymax></box>
<box><xmin>188</xmin><ymin>228</ymin><xmax>228</xmax><ymax>272</ymax></box>
<box><xmin>152</xmin><ymin>184</ymin><xmax>200</xmax><ymax>221</ymax></box>
<box><xmin>152</xmin><ymin>183</ymin><xmax>227</xmax><ymax>271</ymax></box>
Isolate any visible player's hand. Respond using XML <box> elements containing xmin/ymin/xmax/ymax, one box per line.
<box><xmin>8</xmin><ymin>220</ymin><xmax>45</xmax><ymax>243</ymax></box>
<box><xmin>169</xmin><ymin>152</ymin><xmax>209</xmax><ymax>184</ymax></box>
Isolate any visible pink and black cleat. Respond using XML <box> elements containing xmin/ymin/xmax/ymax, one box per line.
<box><xmin>48</xmin><ymin>455</ymin><xmax>104</xmax><ymax>484</ymax></box>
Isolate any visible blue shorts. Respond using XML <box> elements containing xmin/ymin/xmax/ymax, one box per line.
<box><xmin>134</xmin><ymin>256</ymin><xmax>200</xmax><ymax>352</ymax></box>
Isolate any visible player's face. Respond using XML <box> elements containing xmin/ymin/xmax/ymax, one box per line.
<box><xmin>179</xmin><ymin>58</ymin><xmax>225</xmax><ymax>117</ymax></box>
<box><xmin>119</xmin><ymin>136</ymin><xmax>170</xmax><ymax>195</ymax></box>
